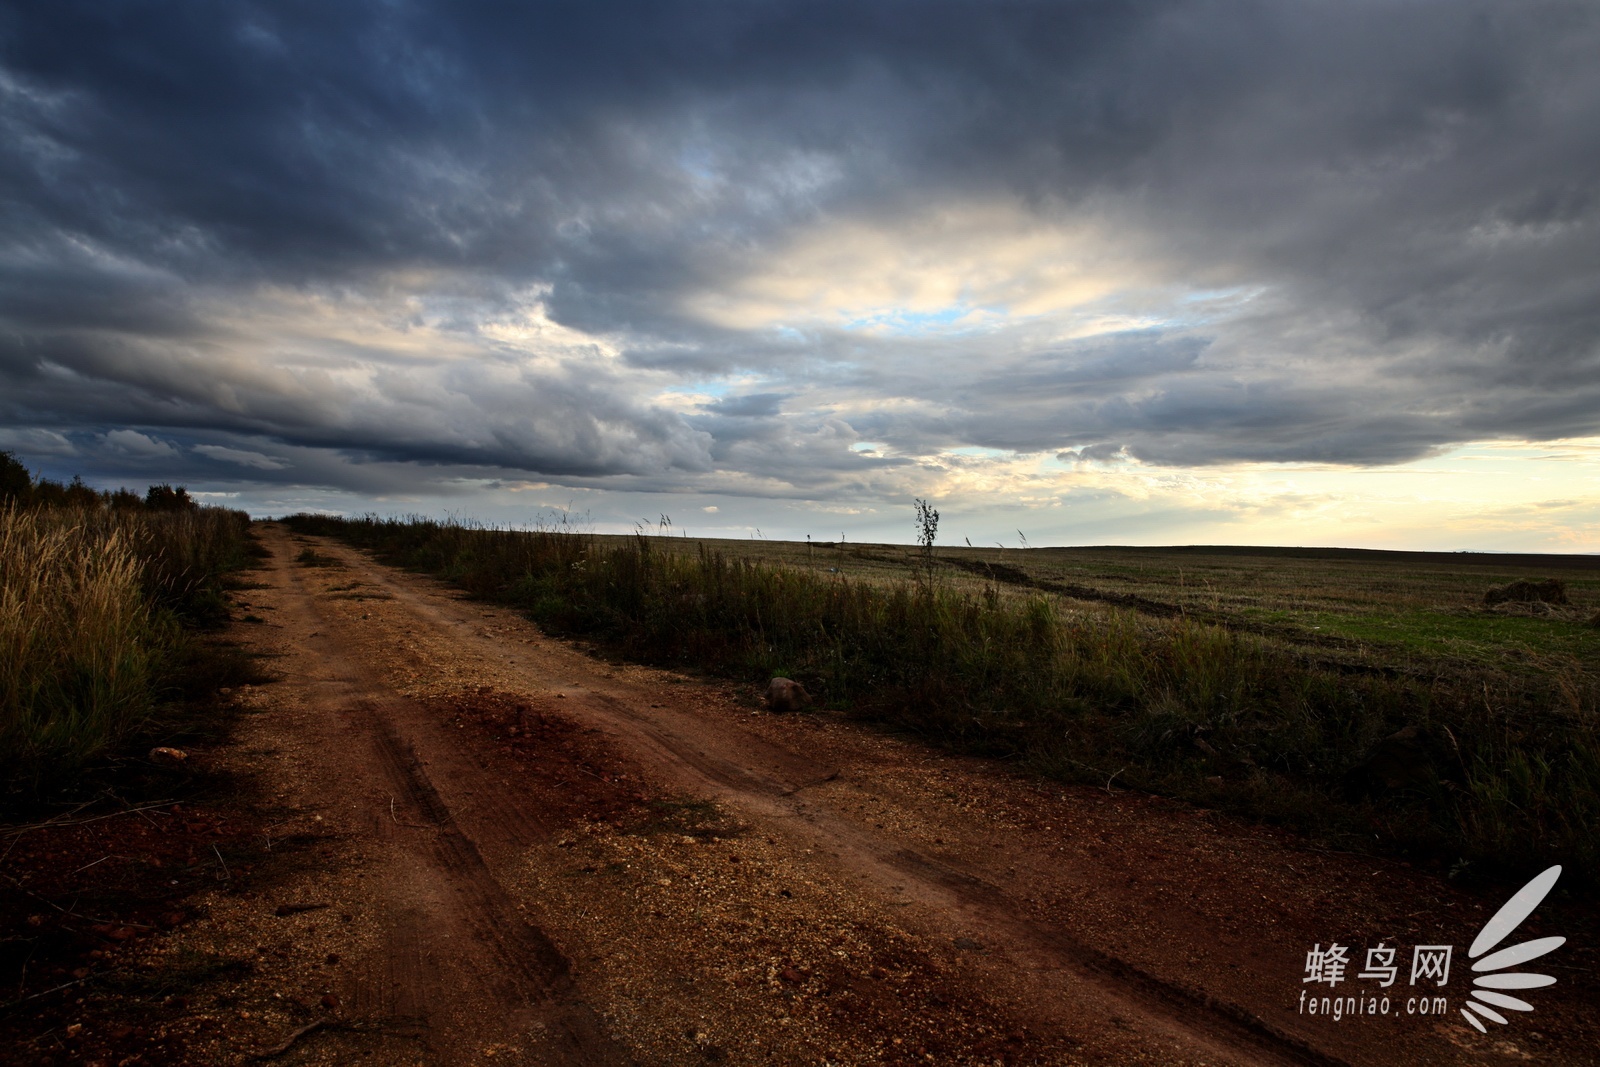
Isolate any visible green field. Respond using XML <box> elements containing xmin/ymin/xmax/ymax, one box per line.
<box><xmin>597</xmin><ymin>534</ymin><xmax>1600</xmax><ymax>680</ymax></box>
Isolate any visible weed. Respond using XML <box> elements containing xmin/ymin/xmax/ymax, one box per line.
<box><xmin>914</xmin><ymin>499</ymin><xmax>939</xmax><ymax>557</ymax></box>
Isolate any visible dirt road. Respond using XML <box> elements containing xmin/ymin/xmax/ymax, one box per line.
<box><xmin>164</xmin><ymin>524</ymin><xmax>1595</xmax><ymax>1065</ymax></box>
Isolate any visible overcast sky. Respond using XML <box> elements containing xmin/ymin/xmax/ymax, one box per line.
<box><xmin>3</xmin><ymin>1</ymin><xmax>1598</xmax><ymax>550</ymax></box>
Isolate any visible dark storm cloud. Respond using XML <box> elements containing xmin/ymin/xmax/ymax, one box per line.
<box><xmin>2</xmin><ymin>0</ymin><xmax>1598</xmax><ymax>500</ymax></box>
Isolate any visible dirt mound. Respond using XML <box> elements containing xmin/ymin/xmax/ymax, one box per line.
<box><xmin>1483</xmin><ymin>577</ymin><xmax>1568</xmax><ymax>606</ymax></box>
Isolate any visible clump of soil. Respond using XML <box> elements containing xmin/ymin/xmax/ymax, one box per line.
<box><xmin>1484</xmin><ymin>577</ymin><xmax>1569</xmax><ymax>606</ymax></box>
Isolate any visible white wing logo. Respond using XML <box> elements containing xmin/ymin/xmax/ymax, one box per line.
<box><xmin>1460</xmin><ymin>865</ymin><xmax>1566</xmax><ymax>1034</ymax></box>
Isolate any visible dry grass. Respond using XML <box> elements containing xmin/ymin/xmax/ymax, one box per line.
<box><xmin>0</xmin><ymin>503</ymin><xmax>254</xmax><ymax>792</ymax></box>
<box><xmin>0</xmin><ymin>507</ymin><xmax>161</xmax><ymax>777</ymax></box>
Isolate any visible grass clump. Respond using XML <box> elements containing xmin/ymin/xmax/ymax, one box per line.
<box><xmin>0</xmin><ymin>454</ymin><xmax>255</xmax><ymax>796</ymax></box>
<box><xmin>0</xmin><ymin>508</ymin><xmax>162</xmax><ymax>775</ymax></box>
<box><xmin>294</xmin><ymin>547</ymin><xmax>342</xmax><ymax>568</ymax></box>
<box><xmin>284</xmin><ymin>513</ymin><xmax>1600</xmax><ymax>884</ymax></box>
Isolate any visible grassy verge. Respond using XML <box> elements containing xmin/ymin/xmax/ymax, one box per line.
<box><xmin>285</xmin><ymin>513</ymin><xmax>1600</xmax><ymax>884</ymax></box>
<box><xmin>1</xmin><ymin>456</ymin><xmax>280</xmax><ymax>1060</ymax></box>
<box><xmin>1</xmin><ymin>484</ymin><xmax>259</xmax><ymax>799</ymax></box>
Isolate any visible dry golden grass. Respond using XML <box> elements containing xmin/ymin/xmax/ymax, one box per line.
<box><xmin>0</xmin><ymin>506</ymin><xmax>160</xmax><ymax>777</ymax></box>
<box><xmin>1</xmin><ymin>501</ymin><xmax>254</xmax><ymax>790</ymax></box>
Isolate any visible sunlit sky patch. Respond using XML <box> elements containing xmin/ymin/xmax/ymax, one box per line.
<box><xmin>3</xmin><ymin>2</ymin><xmax>1598</xmax><ymax>552</ymax></box>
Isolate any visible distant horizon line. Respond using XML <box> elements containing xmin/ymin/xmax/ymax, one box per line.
<box><xmin>256</xmin><ymin>515</ymin><xmax>1600</xmax><ymax>566</ymax></box>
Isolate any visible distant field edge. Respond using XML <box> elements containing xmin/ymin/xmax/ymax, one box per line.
<box><xmin>1053</xmin><ymin>544</ymin><xmax>1600</xmax><ymax>569</ymax></box>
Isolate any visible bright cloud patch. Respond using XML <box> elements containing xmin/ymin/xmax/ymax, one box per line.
<box><xmin>685</xmin><ymin>202</ymin><xmax>1175</xmax><ymax>335</ymax></box>
<box><xmin>0</xmin><ymin>428</ymin><xmax>76</xmax><ymax>456</ymax></box>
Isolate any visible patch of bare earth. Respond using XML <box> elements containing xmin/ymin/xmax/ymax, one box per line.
<box><xmin>0</xmin><ymin>788</ymin><xmax>282</xmax><ymax>1067</ymax></box>
<box><xmin>24</xmin><ymin>522</ymin><xmax>1591</xmax><ymax>1066</ymax></box>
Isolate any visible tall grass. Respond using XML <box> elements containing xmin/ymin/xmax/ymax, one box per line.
<box><xmin>286</xmin><ymin>514</ymin><xmax>1600</xmax><ymax>883</ymax></box>
<box><xmin>132</xmin><ymin>505</ymin><xmax>255</xmax><ymax>623</ymax></box>
<box><xmin>0</xmin><ymin>503</ymin><xmax>253</xmax><ymax>792</ymax></box>
<box><xmin>0</xmin><ymin>509</ymin><xmax>161</xmax><ymax>776</ymax></box>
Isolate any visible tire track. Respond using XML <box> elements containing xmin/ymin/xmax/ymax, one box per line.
<box><xmin>323</xmin><ymin>537</ymin><xmax>1348</xmax><ymax>1066</ymax></box>
<box><xmin>261</xmin><ymin>532</ymin><xmax>633</xmax><ymax>1066</ymax></box>
<box><xmin>260</xmin><ymin>526</ymin><xmax>1558</xmax><ymax>1067</ymax></box>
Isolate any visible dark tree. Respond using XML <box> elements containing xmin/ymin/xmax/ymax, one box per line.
<box><xmin>65</xmin><ymin>475</ymin><xmax>100</xmax><ymax>508</ymax></box>
<box><xmin>145</xmin><ymin>484</ymin><xmax>195</xmax><ymax>511</ymax></box>
<box><xmin>0</xmin><ymin>451</ymin><xmax>31</xmax><ymax>506</ymax></box>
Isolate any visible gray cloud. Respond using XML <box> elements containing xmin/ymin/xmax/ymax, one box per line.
<box><xmin>702</xmin><ymin>393</ymin><xmax>788</xmax><ymax>419</ymax></box>
<box><xmin>1</xmin><ymin>0</ymin><xmax>1597</xmax><ymax>513</ymax></box>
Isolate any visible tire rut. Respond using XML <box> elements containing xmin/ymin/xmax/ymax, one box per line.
<box><xmin>360</xmin><ymin>708</ymin><xmax>576</xmax><ymax>997</ymax></box>
<box><xmin>326</xmin><ymin>540</ymin><xmax>1348</xmax><ymax>1066</ymax></box>
<box><xmin>265</xmin><ymin>538</ymin><xmax>633</xmax><ymax>1066</ymax></box>
<box><xmin>540</xmin><ymin>680</ymin><xmax>1337</xmax><ymax>1063</ymax></box>
<box><xmin>558</xmin><ymin>685</ymin><xmax>1345</xmax><ymax>1067</ymax></box>
<box><xmin>880</xmin><ymin>851</ymin><xmax>1349</xmax><ymax>1067</ymax></box>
